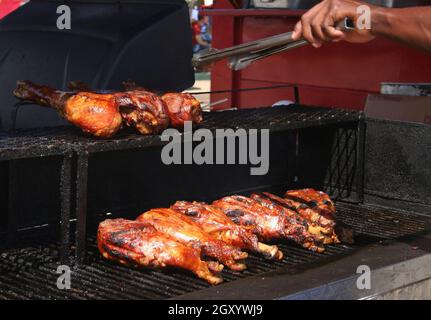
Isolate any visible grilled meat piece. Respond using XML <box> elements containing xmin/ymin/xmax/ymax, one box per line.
<box><xmin>171</xmin><ymin>201</ymin><xmax>283</xmax><ymax>260</ymax></box>
<box><xmin>136</xmin><ymin>208</ymin><xmax>248</xmax><ymax>271</ymax></box>
<box><xmin>67</xmin><ymin>80</ymin><xmax>170</xmax><ymax>135</ymax></box>
<box><xmin>161</xmin><ymin>93</ymin><xmax>203</xmax><ymax>129</ymax></box>
<box><xmin>283</xmin><ymin>189</ymin><xmax>339</xmax><ymax>244</ymax></box>
<box><xmin>212</xmin><ymin>195</ymin><xmax>324</xmax><ymax>252</ymax></box>
<box><xmin>114</xmin><ymin>90</ymin><xmax>170</xmax><ymax>135</ymax></box>
<box><xmin>98</xmin><ymin>219</ymin><xmax>223</xmax><ymax>285</ymax></box>
<box><xmin>262</xmin><ymin>190</ymin><xmax>340</xmax><ymax>244</ymax></box>
<box><xmin>285</xmin><ymin>188</ymin><xmax>336</xmax><ymax>220</ymax></box>
<box><xmin>14</xmin><ymin>80</ymin><xmax>122</xmax><ymax>138</ymax></box>
<box><xmin>250</xmin><ymin>193</ymin><xmax>326</xmax><ymax>245</ymax></box>
<box><xmin>122</xmin><ymin>81</ymin><xmax>203</xmax><ymax>129</ymax></box>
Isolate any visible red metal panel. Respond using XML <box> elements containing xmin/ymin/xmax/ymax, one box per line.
<box><xmin>0</xmin><ymin>0</ymin><xmax>22</xmax><ymax>19</ymax></box>
<box><xmin>206</xmin><ymin>3</ymin><xmax>431</xmax><ymax>110</ymax></box>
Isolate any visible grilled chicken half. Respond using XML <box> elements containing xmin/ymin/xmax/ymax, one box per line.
<box><xmin>98</xmin><ymin>219</ymin><xmax>223</xmax><ymax>285</ymax></box>
<box><xmin>171</xmin><ymin>201</ymin><xmax>283</xmax><ymax>260</ymax></box>
<box><xmin>136</xmin><ymin>208</ymin><xmax>248</xmax><ymax>271</ymax></box>
<box><xmin>213</xmin><ymin>195</ymin><xmax>324</xmax><ymax>252</ymax></box>
<box><xmin>14</xmin><ymin>80</ymin><xmax>123</xmax><ymax>138</ymax></box>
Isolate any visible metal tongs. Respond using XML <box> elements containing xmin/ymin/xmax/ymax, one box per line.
<box><xmin>193</xmin><ymin>18</ymin><xmax>354</xmax><ymax>71</ymax></box>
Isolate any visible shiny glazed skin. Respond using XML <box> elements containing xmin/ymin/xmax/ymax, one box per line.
<box><xmin>97</xmin><ymin>218</ymin><xmax>222</xmax><ymax>285</ymax></box>
<box><xmin>115</xmin><ymin>90</ymin><xmax>170</xmax><ymax>135</ymax></box>
<box><xmin>264</xmin><ymin>191</ymin><xmax>340</xmax><ymax>244</ymax></box>
<box><xmin>250</xmin><ymin>193</ymin><xmax>325</xmax><ymax>250</ymax></box>
<box><xmin>65</xmin><ymin>92</ymin><xmax>123</xmax><ymax>138</ymax></box>
<box><xmin>13</xmin><ymin>80</ymin><xmax>123</xmax><ymax>138</ymax></box>
<box><xmin>171</xmin><ymin>201</ymin><xmax>282</xmax><ymax>259</ymax></box>
<box><xmin>122</xmin><ymin>81</ymin><xmax>203</xmax><ymax>129</ymax></box>
<box><xmin>136</xmin><ymin>208</ymin><xmax>248</xmax><ymax>271</ymax></box>
<box><xmin>161</xmin><ymin>93</ymin><xmax>203</xmax><ymax>129</ymax></box>
<box><xmin>213</xmin><ymin>195</ymin><xmax>324</xmax><ymax>253</ymax></box>
<box><xmin>66</xmin><ymin>80</ymin><xmax>170</xmax><ymax>135</ymax></box>
<box><xmin>285</xmin><ymin>188</ymin><xmax>336</xmax><ymax>219</ymax></box>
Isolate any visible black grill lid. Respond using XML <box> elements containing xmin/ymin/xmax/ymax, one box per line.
<box><xmin>0</xmin><ymin>0</ymin><xmax>194</xmax><ymax>130</ymax></box>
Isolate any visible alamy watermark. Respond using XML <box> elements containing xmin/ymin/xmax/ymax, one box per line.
<box><xmin>56</xmin><ymin>265</ymin><xmax>71</xmax><ymax>290</ymax></box>
<box><xmin>56</xmin><ymin>5</ymin><xmax>71</xmax><ymax>30</ymax></box>
<box><xmin>356</xmin><ymin>265</ymin><xmax>371</xmax><ymax>290</ymax></box>
<box><xmin>161</xmin><ymin>122</ymin><xmax>269</xmax><ymax>176</ymax></box>
<box><xmin>356</xmin><ymin>5</ymin><xmax>371</xmax><ymax>30</ymax></box>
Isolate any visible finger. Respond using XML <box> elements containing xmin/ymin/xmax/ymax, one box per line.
<box><xmin>310</xmin><ymin>10</ymin><xmax>330</xmax><ymax>42</ymax></box>
<box><xmin>291</xmin><ymin>21</ymin><xmax>302</xmax><ymax>40</ymax></box>
<box><xmin>323</xmin><ymin>25</ymin><xmax>346</xmax><ymax>40</ymax></box>
<box><xmin>301</xmin><ymin>14</ymin><xmax>315</xmax><ymax>45</ymax></box>
<box><xmin>299</xmin><ymin>1</ymin><xmax>327</xmax><ymax>46</ymax></box>
<box><xmin>313</xmin><ymin>40</ymin><xmax>323</xmax><ymax>48</ymax></box>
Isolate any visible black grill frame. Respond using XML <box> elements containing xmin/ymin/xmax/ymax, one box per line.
<box><xmin>0</xmin><ymin>104</ymin><xmax>371</xmax><ymax>299</ymax></box>
<box><xmin>0</xmin><ymin>132</ymin><xmax>72</xmax><ymax>263</ymax></box>
<box><xmin>1</xmin><ymin>104</ymin><xmax>363</xmax><ymax>263</ymax></box>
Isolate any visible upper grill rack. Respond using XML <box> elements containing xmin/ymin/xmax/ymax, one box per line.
<box><xmin>1</xmin><ymin>202</ymin><xmax>430</xmax><ymax>300</ymax></box>
<box><xmin>1</xmin><ymin>105</ymin><xmax>360</xmax><ymax>154</ymax></box>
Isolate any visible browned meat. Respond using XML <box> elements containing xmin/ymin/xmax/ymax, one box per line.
<box><xmin>136</xmin><ymin>208</ymin><xmax>248</xmax><ymax>271</ymax></box>
<box><xmin>122</xmin><ymin>81</ymin><xmax>203</xmax><ymax>129</ymax></box>
<box><xmin>13</xmin><ymin>80</ymin><xmax>123</xmax><ymax>138</ymax></box>
<box><xmin>262</xmin><ymin>190</ymin><xmax>340</xmax><ymax>244</ymax></box>
<box><xmin>67</xmin><ymin>80</ymin><xmax>170</xmax><ymax>135</ymax></box>
<box><xmin>161</xmin><ymin>93</ymin><xmax>203</xmax><ymax>129</ymax></box>
<box><xmin>114</xmin><ymin>90</ymin><xmax>170</xmax><ymax>135</ymax></box>
<box><xmin>171</xmin><ymin>201</ymin><xmax>282</xmax><ymax>260</ymax></box>
<box><xmin>285</xmin><ymin>188</ymin><xmax>336</xmax><ymax>222</ymax></box>
<box><xmin>249</xmin><ymin>193</ymin><xmax>327</xmax><ymax>245</ymax></box>
<box><xmin>97</xmin><ymin>218</ymin><xmax>223</xmax><ymax>285</ymax></box>
<box><xmin>212</xmin><ymin>195</ymin><xmax>324</xmax><ymax>252</ymax></box>
<box><xmin>283</xmin><ymin>189</ymin><xmax>339</xmax><ymax>243</ymax></box>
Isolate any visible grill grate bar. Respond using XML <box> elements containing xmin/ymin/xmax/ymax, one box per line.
<box><xmin>98</xmin><ymin>258</ymin><xmax>206</xmax><ymax>294</ymax></box>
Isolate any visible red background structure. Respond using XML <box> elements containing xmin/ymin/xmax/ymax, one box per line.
<box><xmin>0</xmin><ymin>0</ymin><xmax>21</xmax><ymax>19</ymax></box>
<box><xmin>204</xmin><ymin>0</ymin><xmax>431</xmax><ymax>110</ymax></box>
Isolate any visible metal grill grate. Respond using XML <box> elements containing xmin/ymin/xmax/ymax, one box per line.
<box><xmin>0</xmin><ymin>105</ymin><xmax>360</xmax><ymax>155</ymax></box>
<box><xmin>1</xmin><ymin>202</ymin><xmax>430</xmax><ymax>300</ymax></box>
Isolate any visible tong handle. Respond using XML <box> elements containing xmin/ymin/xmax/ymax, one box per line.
<box><xmin>192</xmin><ymin>31</ymin><xmax>296</xmax><ymax>68</ymax></box>
<box><xmin>193</xmin><ymin>18</ymin><xmax>355</xmax><ymax>70</ymax></box>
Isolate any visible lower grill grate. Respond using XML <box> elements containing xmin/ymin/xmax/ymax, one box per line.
<box><xmin>1</xmin><ymin>202</ymin><xmax>431</xmax><ymax>300</ymax></box>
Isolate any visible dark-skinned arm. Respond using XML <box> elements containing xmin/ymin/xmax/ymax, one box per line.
<box><xmin>291</xmin><ymin>0</ymin><xmax>431</xmax><ymax>54</ymax></box>
<box><xmin>372</xmin><ymin>6</ymin><xmax>431</xmax><ymax>53</ymax></box>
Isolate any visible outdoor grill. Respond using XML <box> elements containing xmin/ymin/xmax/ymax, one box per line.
<box><xmin>1</xmin><ymin>0</ymin><xmax>431</xmax><ymax>300</ymax></box>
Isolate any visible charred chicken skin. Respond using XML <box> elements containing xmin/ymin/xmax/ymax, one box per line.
<box><xmin>66</xmin><ymin>80</ymin><xmax>170</xmax><ymax>135</ymax></box>
<box><xmin>212</xmin><ymin>195</ymin><xmax>324</xmax><ymax>252</ymax></box>
<box><xmin>98</xmin><ymin>219</ymin><xmax>223</xmax><ymax>285</ymax></box>
<box><xmin>114</xmin><ymin>90</ymin><xmax>170</xmax><ymax>135</ymax></box>
<box><xmin>136</xmin><ymin>208</ymin><xmax>248</xmax><ymax>271</ymax></box>
<box><xmin>262</xmin><ymin>190</ymin><xmax>340</xmax><ymax>244</ymax></box>
<box><xmin>13</xmin><ymin>80</ymin><xmax>123</xmax><ymax>138</ymax></box>
<box><xmin>284</xmin><ymin>189</ymin><xmax>339</xmax><ymax>243</ymax></box>
<box><xmin>285</xmin><ymin>188</ymin><xmax>336</xmax><ymax>221</ymax></box>
<box><xmin>122</xmin><ymin>81</ymin><xmax>203</xmax><ymax>129</ymax></box>
<box><xmin>249</xmin><ymin>193</ymin><xmax>326</xmax><ymax>245</ymax></box>
<box><xmin>160</xmin><ymin>93</ymin><xmax>203</xmax><ymax>129</ymax></box>
<box><xmin>171</xmin><ymin>201</ymin><xmax>283</xmax><ymax>260</ymax></box>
